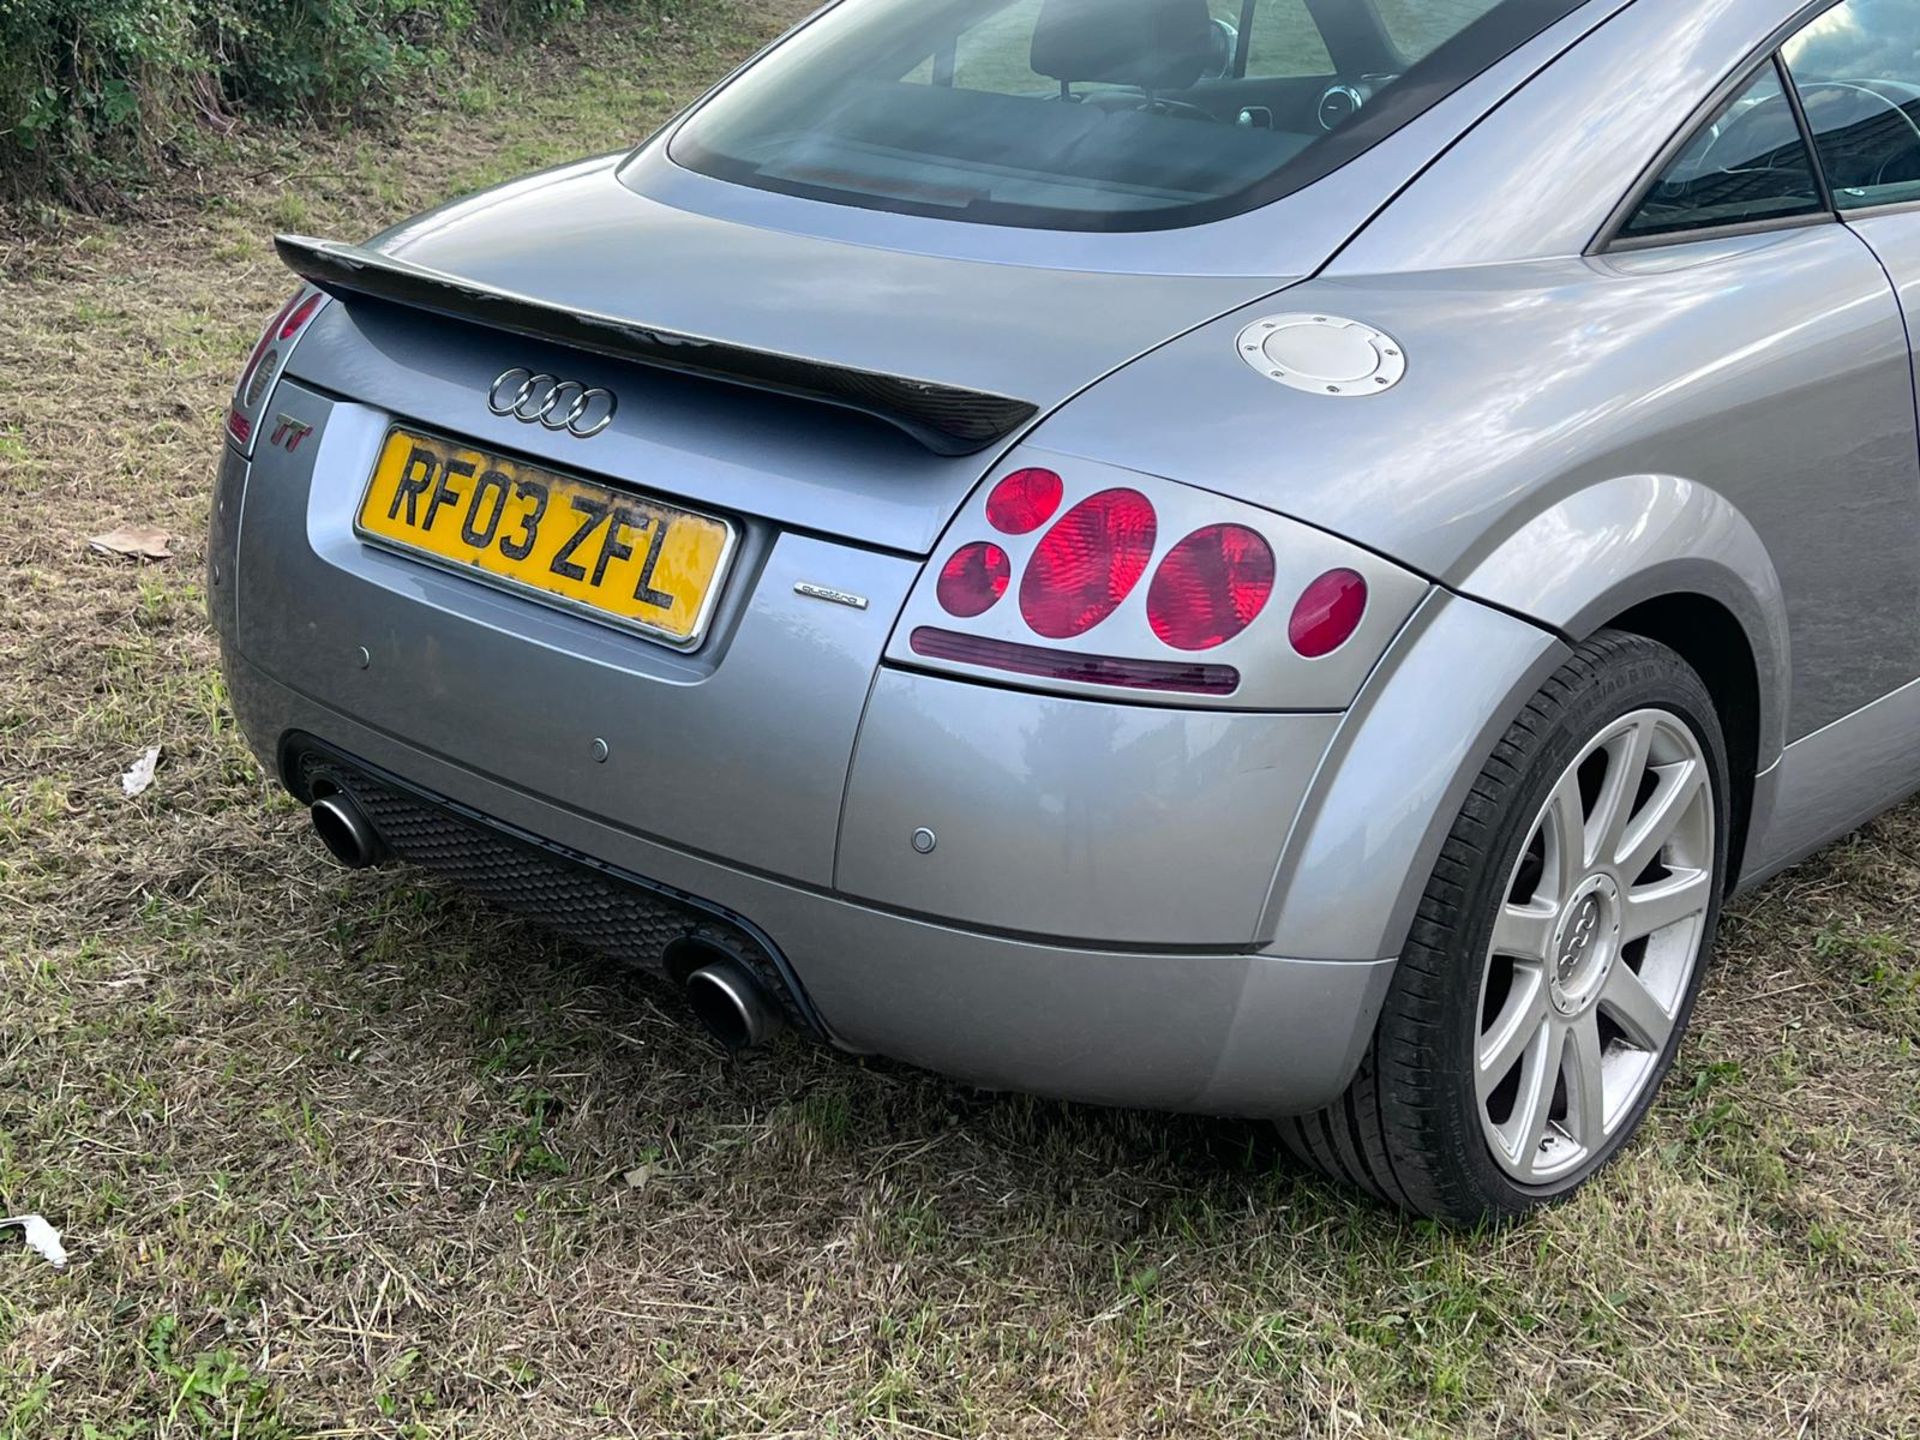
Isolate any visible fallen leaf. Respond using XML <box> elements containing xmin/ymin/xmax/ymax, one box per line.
<box><xmin>0</xmin><ymin>1215</ymin><xmax>68</xmax><ymax>1269</ymax></box>
<box><xmin>121</xmin><ymin>746</ymin><xmax>162</xmax><ymax>798</ymax></box>
<box><xmin>88</xmin><ymin>524</ymin><xmax>173</xmax><ymax>562</ymax></box>
<box><xmin>623</xmin><ymin>1163</ymin><xmax>659</xmax><ymax>1190</ymax></box>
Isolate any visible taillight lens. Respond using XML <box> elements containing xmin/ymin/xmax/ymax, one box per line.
<box><xmin>228</xmin><ymin>287</ymin><xmax>327</xmax><ymax>453</ymax></box>
<box><xmin>277</xmin><ymin>291</ymin><xmax>324</xmax><ymax>340</ymax></box>
<box><xmin>936</xmin><ymin>541</ymin><xmax>1011</xmax><ymax>617</ymax></box>
<box><xmin>985</xmin><ymin>468</ymin><xmax>1064</xmax><ymax>535</ymax></box>
<box><xmin>900</xmin><ymin>459</ymin><xmax>1422</xmax><ymax>707</ymax></box>
<box><xmin>911</xmin><ymin>628</ymin><xmax>1239</xmax><ymax>696</ymax></box>
<box><xmin>227</xmin><ymin>294</ymin><xmax>300</xmax><ymax>444</ymax></box>
<box><xmin>1146</xmin><ymin>524</ymin><xmax>1275</xmax><ymax>651</ymax></box>
<box><xmin>1019</xmin><ymin>488</ymin><xmax>1157</xmax><ymax>640</ymax></box>
<box><xmin>1289</xmin><ymin>568</ymin><xmax>1369</xmax><ymax>657</ymax></box>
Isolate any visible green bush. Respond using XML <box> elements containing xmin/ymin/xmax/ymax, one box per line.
<box><xmin>0</xmin><ymin>0</ymin><xmax>594</xmax><ymax>202</ymax></box>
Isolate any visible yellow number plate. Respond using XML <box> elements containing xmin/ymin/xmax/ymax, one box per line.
<box><xmin>355</xmin><ymin>429</ymin><xmax>736</xmax><ymax>647</ymax></box>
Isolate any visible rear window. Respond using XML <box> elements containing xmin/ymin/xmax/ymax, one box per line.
<box><xmin>669</xmin><ymin>0</ymin><xmax>1587</xmax><ymax>232</ymax></box>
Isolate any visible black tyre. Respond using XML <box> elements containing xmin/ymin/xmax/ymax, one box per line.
<box><xmin>1284</xmin><ymin>630</ymin><xmax>1731</xmax><ymax>1223</ymax></box>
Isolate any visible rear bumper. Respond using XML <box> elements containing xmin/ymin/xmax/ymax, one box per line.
<box><xmin>224</xmin><ymin>648</ymin><xmax>1393</xmax><ymax>1115</ymax></box>
<box><xmin>210</xmin><ymin>375</ymin><xmax>1563</xmax><ymax>1116</ymax></box>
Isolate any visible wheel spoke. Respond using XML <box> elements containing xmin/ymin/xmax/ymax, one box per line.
<box><xmin>1591</xmin><ymin>720</ymin><xmax>1655</xmax><ymax>876</ymax></box>
<box><xmin>1621</xmin><ymin>866</ymin><xmax>1713</xmax><ymax>943</ymax></box>
<box><xmin>1491</xmin><ymin>901</ymin><xmax>1556</xmax><ymax>963</ymax></box>
<box><xmin>1544</xmin><ymin>771</ymin><xmax>1590</xmax><ymax>896</ymax></box>
<box><xmin>1599</xmin><ymin>959</ymin><xmax>1675</xmax><ymax>1052</ymax></box>
<box><xmin>1564</xmin><ymin>1010</ymin><xmax>1608</xmax><ymax>1148</ymax></box>
<box><xmin>1613</xmin><ymin>757</ymin><xmax>1705</xmax><ymax>881</ymax></box>
<box><xmin>1501</xmin><ymin>1020</ymin><xmax>1563</xmax><ymax>1178</ymax></box>
<box><xmin>1478</xmin><ymin>967</ymin><xmax>1549</xmax><ymax>1095</ymax></box>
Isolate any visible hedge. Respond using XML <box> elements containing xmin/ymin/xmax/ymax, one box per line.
<box><xmin>0</xmin><ymin>0</ymin><xmax>595</xmax><ymax>202</ymax></box>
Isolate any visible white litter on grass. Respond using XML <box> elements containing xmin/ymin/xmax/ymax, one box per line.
<box><xmin>121</xmin><ymin>745</ymin><xmax>162</xmax><ymax>798</ymax></box>
<box><xmin>1</xmin><ymin>1215</ymin><xmax>68</xmax><ymax>1269</ymax></box>
<box><xmin>622</xmin><ymin>1163</ymin><xmax>658</xmax><ymax>1190</ymax></box>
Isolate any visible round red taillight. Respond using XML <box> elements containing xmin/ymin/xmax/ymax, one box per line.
<box><xmin>1019</xmin><ymin>488</ymin><xmax>1157</xmax><ymax>639</ymax></box>
<box><xmin>985</xmin><ymin>468</ymin><xmax>1064</xmax><ymax>535</ymax></box>
<box><xmin>1289</xmin><ymin>568</ymin><xmax>1369</xmax><ymax>658</ymax></box>
<box><xmin>1146</xmin><ymin>524</ymin><xmax>1276</xmax><ymax>651</ymax></box>
<box><xmin>937</xmin><ymin>541</ymin><xmax>1011</xmax><ymax>617</ymax></box>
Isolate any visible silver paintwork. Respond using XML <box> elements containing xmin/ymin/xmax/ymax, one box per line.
<box><xmin>794</xmin><ymin>581</ymin><xmax>870</xmax><ymax>610</ymax></box>
<box><xmin>1476</xmin><ymin>710</ymin><xmax>1715</xmax><ymax>1185</ymax></box>
<box><xmin>218</xmin><ymin>643</ymin><xmax>1397</xmax><ymax>1115</ymax></box>
<box><xmin>1743</xmin><ymin>674</ymin><xmax>1920</xmax><ymax>883</ymax></box>
<box><xmin>249</xmin><ymin>385</ymin><xmax>916</xmax><ymax>888</ymax></box>
<box><xmin>887</xmin><ymin>447</ymin><xmax>1430</xmax><ymax>712</ymax></box>
<box><xmin>228</xmin><ymin>287</ymin><xmax>328</xmax><ymax>458</ymax></box>
<box><xmin>1044</xmin><ymin>224</ymin><xmax>1920</xmax><ymax>750</ymax></box>
<box><xmin>1262</xmin><ymin>590</ymin><xmax>1575</xmax><ymax>961</ymax></box>
<box><xmin>214</xmin><ymin>0</ymin><xmax>1920</xmax><ymax>1118</ymax></box>
<box><xmin>836</xmin><ymin>669</ymin><xmax>1341</xmax><ymax>945</ymax></box>
<box><xmin>486</xmin><ymin>367</ymin><xmax>617</xmax><ymax>438</ymax></box>
<box><xmin>1234</xmin><ymin>312</ymin><xmax>1407</xmax><ymax>396</ymax></box>
<box><xmin>284</xmin><ymin>259</ymin><xmax>1033</xmax><ymax>557</ymax></box>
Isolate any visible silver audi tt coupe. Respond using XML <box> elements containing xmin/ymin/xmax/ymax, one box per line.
<box><xmin>212</xmin><ymin>0</ymin><xmax>1920</xmax><ymax>1221</ymax></box>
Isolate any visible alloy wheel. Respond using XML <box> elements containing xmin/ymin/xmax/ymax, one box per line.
<box><xmin>1474</xmin><ymin>708</ymin><xmax>1716</xmax><ymax>1186</ymax></box>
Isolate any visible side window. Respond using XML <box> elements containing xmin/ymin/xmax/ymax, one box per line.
<box><xmin>947</xmin><ymin>0</ymin><xmax>1048</xmax><ymax>93</ymax></box>
<box><xmin>1374</xmin><ymin>0</ymin><xmax>1503</xmax><ymax>65</ymax></box>
<box><xmin>1618</xmin><ymin>62</ymin><xmax>1826</xmax><ymax>242</ymax></box>
<box><xmin>909</xmin><ymin>0</ymin><xmax>1329</xmax><ymax>91</ymax></box>
<box><xmin>1782</xmin><ymin>0</ymin><xmax>1920</xmax><ymax>210</ymax></box>
<box><xmin>1244</xmin><ymin>0</ymin><xmax>1335</xmax><ymax>77</ymax></box>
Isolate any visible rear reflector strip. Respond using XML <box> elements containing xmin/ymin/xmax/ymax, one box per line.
<box><xmin>910</xmin><ymin>627</ymin><xmax>1240</xmax><ymax>697</ymax></box>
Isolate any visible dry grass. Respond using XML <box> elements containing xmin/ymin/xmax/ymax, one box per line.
<box><xmin>3</xmin><ymin>5</ymin><xmax>1920</xmax><ymax>1435</ymax></box>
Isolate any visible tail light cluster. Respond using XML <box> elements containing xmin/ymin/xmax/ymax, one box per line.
<box><xmin>892</xmin><ymin>454</ymin><xmax>1425</xmax><ymax>710</ymax></box>
<box><xmin>1018</xmin><ymin>486</ymin><xmax>1158</xmax><ymax>639</ymax></box>
<box><xmin>227</xmin><ymin>287</ymin><xmax>331</xmax><ymax>456</ymax></box>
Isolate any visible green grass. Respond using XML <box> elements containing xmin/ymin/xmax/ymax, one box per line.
<box><xmin>3</xmin><ymin>2</ymin><xmax>1920</xmax><ymax>1435</ymax></box>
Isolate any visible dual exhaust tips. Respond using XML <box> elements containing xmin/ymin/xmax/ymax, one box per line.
<box><xmin>308</xmin><ymin>791</ymin><xmax>784</xmax><ymax>1051</ymax></box>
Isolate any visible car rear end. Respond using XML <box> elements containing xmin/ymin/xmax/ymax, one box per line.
<box><xmin>211</xmin><ymin>246</ymin><xmax>1440</xmax><ymax>1114</ymax></box>
<box><xmin>207</xmin><ymin>0</ymin><xmax>1611</xmax><ymax>1117</ymax></box>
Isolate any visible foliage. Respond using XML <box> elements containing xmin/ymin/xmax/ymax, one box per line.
<box><xmin>0</xmin><ymin>0</ymin><xmax>596</xmax><ymax>201</ymax></box>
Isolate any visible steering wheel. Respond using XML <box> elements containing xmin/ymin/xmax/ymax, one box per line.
<box><xmin>1705</xmin><ymin>81</ymin><xmax>1920</xmax><ymax>190</ymax></box>
<box><xmin>1134</xmin><ymin>96</ymin><xmax>1220</xmax><ymax>122</ymax></box>
<box><xmin>1072</xmin><ymin>89</ymin><xmax>1219</xmax><ymax>122</ymax></box>
<box><xmin>1693</xmin><ymin>91</ymin><xmax>1796</xmax><ymax>177</ymax></box>
<box><xmin>1796</xmin><ymin>80</ymin><xmax>1920</xmax><ymax>189</ymax></box>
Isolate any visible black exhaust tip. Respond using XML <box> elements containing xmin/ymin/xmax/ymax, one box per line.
<box><xmin>310</xmin><ymin>792</ymin><xmax>385</xmax><ymax>869</ymax></box>
<box><xmin>684</xmin><ymin>956</ymin><xmax>783</xmax><ymax>1051</ymax></box>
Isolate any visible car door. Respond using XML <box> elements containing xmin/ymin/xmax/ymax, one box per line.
<box><xmin>1779</xmin><ymin>1</ymin><xmax>1920</xmax><ymax>444</ymax></box>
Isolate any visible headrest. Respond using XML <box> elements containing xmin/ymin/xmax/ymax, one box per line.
<box><xmin>1030</xmin><ymin>0</ymin><xmax>1216</xmax><ymax>93</ymax></box>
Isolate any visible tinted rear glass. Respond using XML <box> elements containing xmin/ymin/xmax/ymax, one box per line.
<box><xmin>669</xmin><ymin>0</ymin><xmax>1588</xmax><ymax>231</ymax></box>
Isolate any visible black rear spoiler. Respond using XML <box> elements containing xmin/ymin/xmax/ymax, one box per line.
<box><xmin>275</xmin><ymin>234</ymin><xmax>1038</xmax><ymax>457</ymax></box>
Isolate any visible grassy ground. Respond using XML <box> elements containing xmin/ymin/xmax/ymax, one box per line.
<box><xmin>3</xmin><ymin>4</ymin><xmax>1920</xmax><ymax>1435</ymax></box>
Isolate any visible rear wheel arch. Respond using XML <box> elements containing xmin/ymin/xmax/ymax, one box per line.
<box><xmin>1284</xmin><ymin>628</ymin><xmax>1732</xmax><ymax>1221</ymax></box>
<box><xmin>1594</xmin><ymin>592</ymin><xmax>1762</xmax><ymax>887</ymax></box>
<box><xmin>1454</xmin><ymin>473</ymin><xmax>1789</xmax><ymax>771</ymax></box>
<box><xmin>1266</xmin><ymin>477</ymin><xmax>1789</xmax><ymax>962</ymax></box>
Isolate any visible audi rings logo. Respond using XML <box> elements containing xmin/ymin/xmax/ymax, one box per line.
<box><xmin>486</xmin><ymin>368</ymin><xmax>618</xmax><ymax>438</ymax></box>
